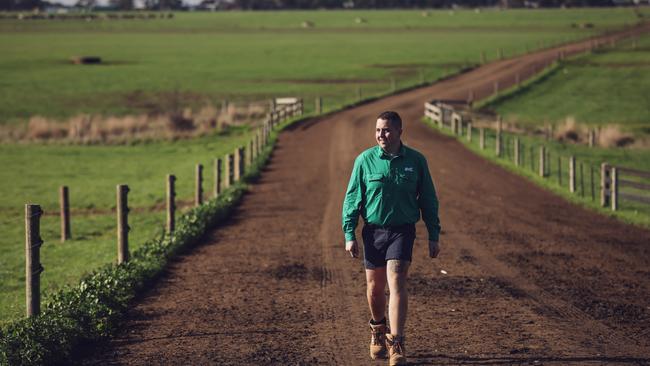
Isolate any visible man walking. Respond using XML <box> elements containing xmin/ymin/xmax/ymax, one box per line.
<box><xmin>342</xmin><ymin>111</ymin><xmax>441</xmax><ymax>366</ymax></box>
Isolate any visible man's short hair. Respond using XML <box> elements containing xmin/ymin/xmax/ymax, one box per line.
<box><xmin>377</xmin><ymin>111</ymin><xmax>402</xmax><ymax>129</ymax></box>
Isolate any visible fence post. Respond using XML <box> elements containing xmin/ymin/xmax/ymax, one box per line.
<box><xmin>479</xmin><ymin>128</ymin><xmax>485</xmax><ymax>150</ymax></box>
<box><xmin>580</xmin><ymin>162</ymin><xmax>585</xmax><ymax>197</ymax></box>
<box><xmin>224</xmin><ymin>153</ymin><xmax>233</xmax><ymax>188</ymax></box>
<box><xmin>569</xmin><ymin>156</ymin><xmax>576</xmax><ymax>193</ymax></box>
<box><xmin>59</xmin><ymin>186</ymin><xmax>71</xmax><ymax>242</ymax></box>
<box><xmin>514</xmin><ymin>138</ymin><xmax>520</xmax><ymax>166</ymax></box>
<box><xmin>589</xmin><ymin>129</ymin><xmax>595</xmax><ymax>147</ymax></box>
<box><xmin>166</xmin><ymin>174</ymin><xmax>175</xmax><ymax>233</ymax></box>
<box><xmin>195</xmin><ymin>164</ymin><xmax>203</xmax><ymax>206</ymax></box>
<box><xmin>239</xmin><ymin>147</ymin><xmax>245</xmax><ymax>178</ymax></box>
<box><xmin>600</xmin><ymin>163</ymin><xmax>610</xmax><ymax>207</ymax></box>
<box><xmin>539</xmin><ymin>146</ymin><xmax>546</xmax><ymax>177</ymax></box>
<box><xmin>233</xmin><ymin>148</ymin><xmax>242</xmax><ymax>182</ymax></box>
<box><xmin>116</xmin><ymin>184</ymin><xmax>129</xmax><ymax>264</ymax></box>
<box><xmin>214</xmin><ymin>158</ymin><xmax>222</xmax><ymax>198</ymax></box>
<box><xmin>466</xmin><ymin>122</ymin><xmax>472</xmax><ymax>142</ymax></box>
<box><xmin>611</xmin><ymin>167</ymin><xmax>618</xmax><ymax>211</ymax></box>
<box><xmin>25</xmin><ymin>204</ymin><xmax>44</xmax><ymax>317</ymax></box>
<box><xmin>315</xmin><ymin>97</ymin><xmax>322</xmax><ymax>114</ymax></box>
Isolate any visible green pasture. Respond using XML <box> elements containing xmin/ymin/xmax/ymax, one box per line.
<box><xmin>0</xmin><ymin>8</ymin><xmax>642</xmax><ymax>123</ymax></box>
<box><xmin>487</xmin><ymin>33</ymin><xmax>650</xmax><ymax>136</ymax></box>
<box><xmin>425</xmin><ymin>119</ymin><xmax>650</xmax><ymax>228</ymax></box>
<box><xmin>0</xmin><ymin>8</ymin><xmax>645</xmax><ymax>324</ymax></box>
<box><xmin>0</xmin><ymin>126</ymin><xmax>252</xmax><ymax>323</ymax></box>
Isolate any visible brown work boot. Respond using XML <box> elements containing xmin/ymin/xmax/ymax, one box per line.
<box><xmin>386</xmin><ymin>334</ymin><xmax>407</xmax><ymax>366</ymax></box>
<box><xmin>369</xmin><ymin>321</ymin><xmax>388</xmax><ymax>360</ymax></box>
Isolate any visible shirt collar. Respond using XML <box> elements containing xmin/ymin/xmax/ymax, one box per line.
<box><xmin>377</xmin><ymin>143</ymin><xmax>406</xmax><ymax>159</ymax></box>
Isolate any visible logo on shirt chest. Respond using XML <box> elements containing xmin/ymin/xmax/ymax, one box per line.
<box><xmin>404</xmin><ymin>167</ymin><xmax>414</xmax><ymax>172</ymax></box>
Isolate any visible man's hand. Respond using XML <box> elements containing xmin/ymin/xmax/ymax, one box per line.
<box><xmin>345</xmin><ymin>240</ymin><xmax>359</xmax><ymax>258</ymax></box>
<box><xmin>428</xmin><ymin>240</ymin><xmax>440</xmax><ymax>258</ymax></box>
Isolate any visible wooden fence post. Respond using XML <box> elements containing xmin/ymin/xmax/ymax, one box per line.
<box><xmin>514</xmin><ymin>138</ymin><xmax>520</xmax><ymax>166</ymax></box>
<box><xmin>224</xmin><ymin>153</ymin><xmax>233</xmax><ymax>188</ymax></box>
<box><xmin>195</xmin><ymin>164</ymin><xmax>203</xmax><ymax>206</ymax></box>
<box><xmin>166</xmin><ymin>174</ymin><xmax>175</xmax><ymax>233</ymax></box>
<box><xmin>116</xmin><ymin>185</ymin><xmax>129</xmax><ymax>264</ymax></box>
<box><xmin>25</xmin><ymin>204</ymin><xmax>44</xmax><ymax>317</ymax></box>
<box><xmin>569</xmin><ymin>156</ymin><xmax>576</xmax><ymax>193</ymax></box>
<box><xmin>611</xmin><ymin>167</ymin><xmax>618</xmax><ymax>211</ymax></box>
<box><xmin>233</xmin><ymin>148</ymin><xmax>241</xmax><ymax>182</ymax></box>
<box><xmin>600</xmin><ymin>163</ymin><xmax>610</xmax><ymax>207</ymax></box>
<box><xmin>589</xmin><ymin>129</ymin><xmax>595</xmax><ymax>148</ymax></box>
<box><xmin>214</xmin><ymin>158</ymin><xmax>222</xmax><ymax>198</ymax></box>
<box><xmin>315</xmin><ymin>97</ymin><xmax>322</xmax><ymax>114</ymax></box>
<box><xmin>239</xmin><ymin>147</ymin><xmax>245</xmax><ymax>178</ymax></box>
<box><xmin>580</xmin><ymin>162</ymin><xmax>585</xmax><ymax>197</ymax></box>
<box><xmin>467</xmin><ymin>122</ymin><xmax>472</xmax><ymax>142</ymax></box>
<box><xmin>479</xmin><ymin>128</ymin><xmax>485</xmax><ymax>150</ymax></box>
<box><xmin>59</xmin><ymin>186</ymin><xmax>71</xmax><ymax>242</ymax></box>
<box><xmin>539</xmin><ymin>146</ymin><xmax>546</xmax><ymax>177</ymax></box>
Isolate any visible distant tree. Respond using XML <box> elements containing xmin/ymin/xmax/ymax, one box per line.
<box><xmin>109</xmin><ymin>0</ymin><xmax>134</xmax><ymax>9</ymax></box>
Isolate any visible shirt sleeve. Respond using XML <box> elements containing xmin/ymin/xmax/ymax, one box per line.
<box><xmin>342</xmin><ymin>156</ymin><xmax>364</xmax><ymax>242</ymax></box>
<box><xmin>418</xmin><ymin>155</ymin><xmax>441</xmax><ymax>242</ymax></box>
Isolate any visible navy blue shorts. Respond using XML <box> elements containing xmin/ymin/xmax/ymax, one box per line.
<box><xmin>362</xmin><ymin>223</ymin><xmax>416</xmax><ymax>269</ymax></box>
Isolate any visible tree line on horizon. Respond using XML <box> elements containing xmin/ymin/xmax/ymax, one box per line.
<box><xmin>0</xmin><ymin>0</ymin><xmax>633</xmax><ymax>13</ymax></box>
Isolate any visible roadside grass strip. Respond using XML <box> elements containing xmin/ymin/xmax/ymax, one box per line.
<box><xmin>423</xmin><ymin>118</ymin><xmax>650</xmax><ymax>229</ymax></box>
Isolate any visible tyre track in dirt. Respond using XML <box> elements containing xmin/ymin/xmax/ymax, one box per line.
<box><xmin>83</xmin><ymin>24</ymin><xmax>650</xmax><ymax>365</ymax></box>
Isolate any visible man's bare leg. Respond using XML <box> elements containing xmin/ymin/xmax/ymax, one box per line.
<box><xmin>365</xmin><ymin>267</ymin><xmax>387</xmax><ymax>322</ymax></box>
<box><xmin>386</xmin><ymin>259</ymin><xmax>410</xmax><ymax>336</ymax></box>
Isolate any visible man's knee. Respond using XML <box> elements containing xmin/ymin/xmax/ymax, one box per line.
<box><xmin>387</xmin><ymin>260</ymin><xmax>410</xmax><ymax>275</ymax></box>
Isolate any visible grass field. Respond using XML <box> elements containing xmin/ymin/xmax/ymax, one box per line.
<box><xmin>0</xmin><ymin>8</ymin><xmax>644</xmax><ymax>324</ymax></box>
<box><xmin>0</xmin><ymin>9</ymin><xmax>642</xmax><ymax>123</ymax></box>
<box><xmin>0</xmin><ymin>126</ymin><xmax>253</xmax><ymax>322</ymax></box>
<box><xmin>487</xmin><ymin>33</ymin><xmax>650</xmax><ymax>137</ymax></box>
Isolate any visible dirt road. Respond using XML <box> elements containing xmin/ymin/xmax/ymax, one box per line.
<box><xmin>83</xmin><ymin>26</ymin><xmax>650</xmax><ymax>365</ymax></box>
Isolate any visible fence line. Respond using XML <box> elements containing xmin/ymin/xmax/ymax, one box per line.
<box><xmin>424</xmin><ymin>100</ymin><xmax>650</xmax><ymax>213</ymax></box>
<box><xmin>20</xmin><ymin>99</ymin><xmax>302</xmax><ymax>317</ymax></box>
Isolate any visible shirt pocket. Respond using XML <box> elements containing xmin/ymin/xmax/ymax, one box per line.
<box><xmin>365</xmin><ymin>173</ymin><xmax>384</xmax><ymax>190</ymax></box>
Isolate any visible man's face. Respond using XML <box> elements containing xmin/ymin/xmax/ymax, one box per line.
<box><xmin>375</xmin><ymin>118</ymin><xmax>402</xmax><ymax>153</ymax></box>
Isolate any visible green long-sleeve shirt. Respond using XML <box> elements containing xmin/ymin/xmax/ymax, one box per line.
<box><xmin>342</xmin><ymin>143</ymin><xmax>441</xmax><ymax>242</ymax></box>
